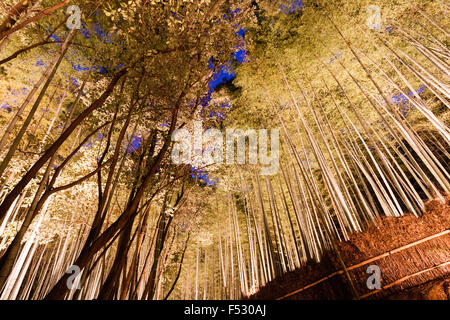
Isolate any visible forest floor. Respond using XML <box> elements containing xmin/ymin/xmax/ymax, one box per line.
<box><xmin>383</xmin><ymin>277</ymin><xmax>449</xmax><ymax>299</ymax></box>
<box><xmin>248</xmin><ymin>196</ymin><xmax>450</xmax><ymax>300</ymax></box>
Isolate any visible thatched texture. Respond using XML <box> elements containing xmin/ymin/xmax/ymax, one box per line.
<box><xmin>249</xmin><ymin>197</ymin><xmax>450</xmax><ymax>300</ymax></box>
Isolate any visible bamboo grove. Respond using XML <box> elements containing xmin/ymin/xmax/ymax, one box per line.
<box><xmin>0</xmin><ymin>0</ymin><xmax>449</xmax><ymax>300</ymax></box>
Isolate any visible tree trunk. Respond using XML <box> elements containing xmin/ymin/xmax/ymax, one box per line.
<box><xmin>0</xmin><ymin>0</ymin><xmax>36</xmax><ymax>41</ymax></box>
<box><xmin>0</xmin><ymin>68</ymin><xmax>127</xmax><ymax>218</ymax></box>
<box><xmin>0</xmin><ymin>29</ymin><xmax>75</xmax><ymax>180</ymax></box>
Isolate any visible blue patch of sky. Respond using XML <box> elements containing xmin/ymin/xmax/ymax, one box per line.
<box><xmin>189</xmin><ymin>166</ymin><xmax>219</xmax><ymax>187</ymax></box>
<box><xmin>159</xmin><ymin>121</ymin><xmax>169</xmax><ymax>128</ymax></box>
<box><xmin>391</xmin><ymin>84</ymin><xmax>427</xmax><ymax>116</ymax></box>
<box><xmin>280</xmin><ymin>0</ymin><xmax>303</xmax><ymax>14</ymax></box>
<box><xmin>206</xmin><ymin>6</ymin><xmax>249</xmax><ymax>94</ymax></box>
<box><xmin>176</xmin><ymin>10</ymin><xmax>249</xmax><ymax>186</ymax></box>
<box><xmin>41</xmin><ymin>23</ymin><xmax>123</xmax><ymax>78</ymax></box>
<box><xmin>125</xmin><ymin>135</ymin><xmax>144</xmax><ymax>155</ymax></box>
<box><xmin>161</xmin><ymin>7</ymin><xmax>248</xmax><ymax>128</ymax></box>
<box><xmin>171</xmin><ymin>11</ymin><xmax>182</xmax><ymax>21</ymax></box>
<box><xmin>208</xmin><ymin>64</ymin><xmax>236</xmax><ymax>92</ymax></box>
<box><xmin>206</xmin><ymin>26</ymin><xmax>248</xmax><ymax>93</ymax></box>
<box><xmin>0</xmin><ymin>102</ymin><xmax>12</xmax><ymax>113</ymax></box>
